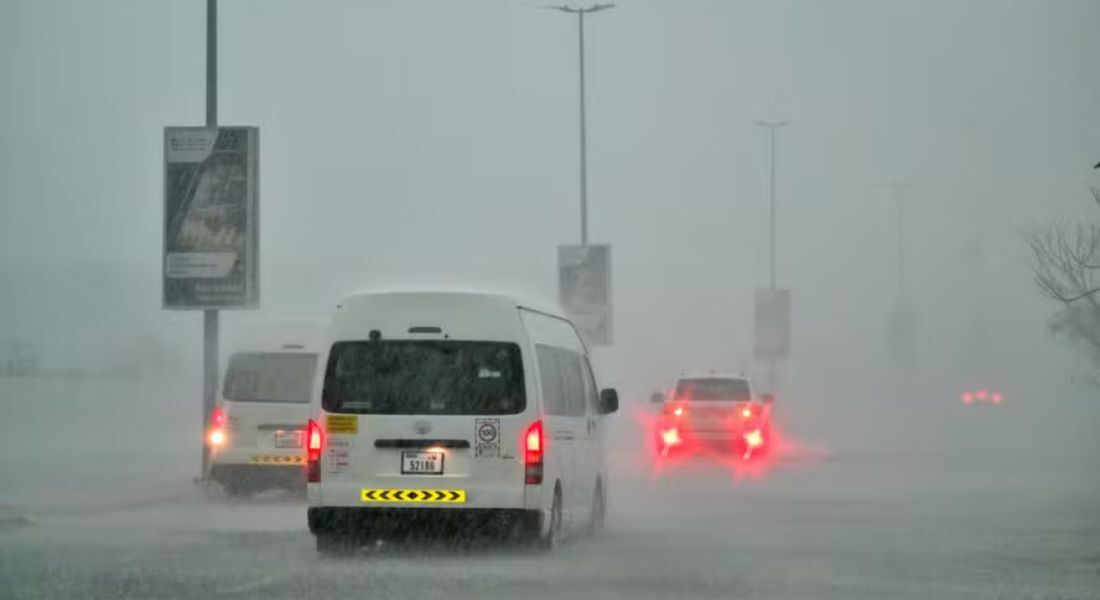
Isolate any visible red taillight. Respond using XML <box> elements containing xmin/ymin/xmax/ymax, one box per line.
<box><xmin>207</xmin><ymin>407</ymin><xmax>227</xmax><ymax>447</ymax></box>
<box><xmin>661</xmin><ymin>428</ymin><xmax>681</xmax><ymax>447</ymax></box>
<box><xmin>524</xmin><ymin>420</ymin><xmax>543</xmax><ymax>485</ymax></box>
<box><xmin>744</xmin><ymin>429</ymin><xmax>764</xmax><ymax>449</ymax></box>
<box><xmin>210</xmin><ymin>407</ymin><xmax>225</xmax><ymax>428</ymax></box>
<box><xmin>307</xmin><ymin>419</ymin><xmax>324</xmax><ymax>483</ymax></box>
<box><xmin>665</xmin><ymin>403</ymin><xmax>687</xmax><ymax>417</ymax></box>
<box><xmin>962</xmin><ymin>392</ymin><xmax>974</xmax><ymax>404</ymax></box>
<box><xmin>308</xmin><ymin>420</ymin><xmax>323</xmax><ymax>460</ymax></box>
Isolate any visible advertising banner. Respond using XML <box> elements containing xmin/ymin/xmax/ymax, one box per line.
<box><xmin>163</xmin><ymin>127</ymin><xmax>259</xmax><ymax>308</ymax></box>
<box><xmin>558</xmin><ymin>244</ymin><xmax>612</xmax><ymax>345</ymax></box>
<box><xmin>754</xmin><ymin>288</ymin><xmax>791</xmax><ymax>358</ymax></box>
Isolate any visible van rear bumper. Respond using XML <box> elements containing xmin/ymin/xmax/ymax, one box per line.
<box><xmin>308</xmin><ymin>507</ymin><xmax>542</xmax><ymax>540</ymax></box>
<box><xmin>210</xmin><ymin>463</ymin><xmax>305</xmax><ymax>490</ymax></box>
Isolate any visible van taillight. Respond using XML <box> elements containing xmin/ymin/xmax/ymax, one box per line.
<box><xmin>207</xmin><ymin>407</ymin><xmax>227</xmax><ymax>447</ymax></box>
<box><xmin>210</xmin><ymin>407</ymin><xmax>225</xmax><ymax>428</ymax></box>
<box><xmin>524</xmin><ymin>420</ymin><xmax>543</xmax><ymax>485</ymax></box>
<box><xmin>306</xmin><ymin>419</ymin><xmax>324</xmax><ymax>483</ymax></box>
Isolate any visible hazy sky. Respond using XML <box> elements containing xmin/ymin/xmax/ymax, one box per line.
<box><xmin>2</xmin><ymin>0</ymin><xmax>1099</xmax><ymax>398</ymax></box>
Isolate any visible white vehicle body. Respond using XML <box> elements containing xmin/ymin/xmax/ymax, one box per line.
<box><xmin>207</xmin><ymin>320</ymin><xmax>325</xmax><ymax>493</ymax></box>
<box><xmin>306</xmin><ymin>291</ymin><xmax>617</xmax><ymax>550</ymax></box>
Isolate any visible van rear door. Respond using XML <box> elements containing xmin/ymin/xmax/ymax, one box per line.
<box><xmin>318</xmin><ymin>340</ymin><xmax>527</xmax><ymax>508</ymax></box>
<box><xmin>222</xmin><ymin>352</ymin><xmax>316</xmax><ymax>459</ymax></box>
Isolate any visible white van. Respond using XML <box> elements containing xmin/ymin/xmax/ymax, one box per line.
<box><xmin>306</xmin><ymin>291</ymin><xmax>618</xmax><ymax>553</ymax></box>
<box><xmin>207</xmin><ymin>321</ymin><xmax>324</xmax><ymax>495</ymax></box>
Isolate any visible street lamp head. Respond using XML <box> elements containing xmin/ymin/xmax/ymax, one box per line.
<box><xmin>756</xmin><ymin>120</ymin><xmax>791</xmax><ymax>129</ymax></box>
<box><xmin>542</xmin><ymin>3</ymin><xmax>615</xmax><ymax>13</ymax></box>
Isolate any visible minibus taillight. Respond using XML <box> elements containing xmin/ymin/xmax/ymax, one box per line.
<box><xmin>306</xmin><ymin>419</ymin><xmax>324</xmax><ymax>483</ymax></box>
<box><xmin>524</xmin><ymin>420</ymin><xmax>543</xmax><ymax>485</ymax></box>
<box><xmin>210</xmin><ymin>407</ymin><xmax>226</xmax><ymax>428</ymax></box>
<box><xmin>207</xmin><ymin>407</ymin><xmax>227</xmax><ymax>448</ymax></box>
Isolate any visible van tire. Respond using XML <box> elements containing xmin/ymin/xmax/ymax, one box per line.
<box><xmin>315</xmin><ymin>534</ymin><xmax>352</xmax><ymax>556</ymax></box>
<box><xmin>222</xmin><ymin>480</ymin><xmax>243</xmax><ymax>498</ymax></box>
<box><xmin>540</xmin><ymin>485</ymin><xmax>563</xmax><ymax>551</ymax></box>
<box><xmin>587</xmin><ymin>480</ymin><xmax>605</xmax><ymax>535</ymax></box>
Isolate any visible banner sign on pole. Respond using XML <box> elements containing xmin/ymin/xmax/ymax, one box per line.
<box><xmin>558</xmin><ymin>244</ymin><xmax>612</xmax><ymax>345</ymax></box>
<box><xmin>163</xmin><ymin>127</ymin><xmax>259</xmax><ymax>309</ymax></box>
<box><xmin>754</xmin><ymin>288</ymin><xmax>790</xmax><ymax>358</ymax></box>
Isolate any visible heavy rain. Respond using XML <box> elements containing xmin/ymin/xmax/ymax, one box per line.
<box><xmin>1</xmin><ymin>1</ymin><xmax>1099</xmax><ymax>599</ymax></box>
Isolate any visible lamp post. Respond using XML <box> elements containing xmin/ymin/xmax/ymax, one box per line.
<box><xmin>545</xmin><ymin>3</ymin><xmax>615</xmax><ymax>246</ymax></box>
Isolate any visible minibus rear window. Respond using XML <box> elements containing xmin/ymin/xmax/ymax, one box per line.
<box><xmin>322</xmin><ymin>341</ymin><xmax>525</xmax><ymax>415</ymax></box>
<box><xmin>223</xmin><ymin>352</ymin><xmax>318</xmax><ymax>403</ymax></box>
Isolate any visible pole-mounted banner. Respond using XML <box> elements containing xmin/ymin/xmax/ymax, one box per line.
<box><xmin>754</xmin><ymin>288</ymin><xmax>790</xmax><ymax>359</ymax></box>
<box><xmin>559</xmin><ymin>244</ymin><xmax>612</xmax><ymax>345</ymax></box>
<box><xmin>163</xmin><ymin>126</ymin><xmax>259</xmax><ymax>309</ymax></box>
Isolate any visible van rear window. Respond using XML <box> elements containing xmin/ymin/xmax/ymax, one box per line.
<box><xmin>223</xmin><ymin>352</ymin><xmax>318</xmax><ymax>403</ymax></box>
<box><xmin>323</xmin><ymin>341</ymin><xmax>525</xmax><ymax>415</ymax></box>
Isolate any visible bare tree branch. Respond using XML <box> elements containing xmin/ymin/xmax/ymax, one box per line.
<box><xmin>1052</xmin><ymin>287</ymin><xmax>1100</xmax><ymax>304</ymax></box>
<box><xmin>1030</xmin><ymin>194</ymin><xmax>1100</xmax><ymax>377</ymax></box>
<box><xmin>1030</xmin><ymin>221</ymin><xmax>1100</xmax><ymax>304</ymax></box>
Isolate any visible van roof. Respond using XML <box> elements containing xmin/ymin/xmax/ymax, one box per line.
<box><xmin>338</xmin><ymin>290</ymin><xmax>565</xmax><ymax>320</ymax></box>
<box><xmin>227</xmin><ymin>319</ymin><xmax>327</xmax><ymax>353</ymax></box>
<box><xmin>331</xmin><ymin>290</ymin><xmax>573</xmax><ymax>345</ymax></box>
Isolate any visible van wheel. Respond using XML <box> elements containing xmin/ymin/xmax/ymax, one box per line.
<box><xmin>222</xmin><ymin>480</ymin><xmax>243</xmax><ymax>498</ymax></box>
<box><xmin>541</xmin><ymin>485</ymin><xmax>563</xmax><ymax>550</ymax></box>
<box><xmin>316</xmin><ymin>534</ymin><xmax>352</xmax><ymax>557</ymax></box>
<box><xmin>587</xmin><ymin>480</ymin><xmax>605</xmax><ymax>535</ymax></box>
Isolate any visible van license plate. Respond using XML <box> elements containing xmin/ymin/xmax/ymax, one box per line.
<box><xmin>274</xmin><ymin>430</ymin><xmax>303</xmax><ymax>448</ymax></box>
<box><xmin>401</xmin><ymin>451</ymin><xmax>444</xmax><ymax>475</ymax></box>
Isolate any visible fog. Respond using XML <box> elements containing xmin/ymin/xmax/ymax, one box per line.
<box><xmin>2</xmin><ymin>1</ymin><xmax>1099</xmax><ymax>598</ymax></box>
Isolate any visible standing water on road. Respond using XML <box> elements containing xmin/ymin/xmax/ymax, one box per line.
<box><xmin>2</xmin><ymin>1</ymin><xmax>1100</xmax><ymax>598</ymax></box>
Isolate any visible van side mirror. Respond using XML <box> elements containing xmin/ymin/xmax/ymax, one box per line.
<box><xmin>650</xmin><ymin>391</ymin><xmax>665</xmax><ymax>404</ymax></box>
<box><xmin>599</xmin><ymin>388</ymin><xmax>619</xmax><ymax>414</ymax></box>
<box><xmin>760</xmin><ymin>393</ymin><xmax>774</xmax><ymax>404</ymax></box>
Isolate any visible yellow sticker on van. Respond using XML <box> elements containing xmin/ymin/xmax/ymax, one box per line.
<box><xmin>249</xmin><ymin>455</ymin><xmax>305</xmax><ymax>465</ymax></box>
<box><xmin>360</xmin><ymin>489</ymin><xmax>466</xmax><ymax>503</ymax></box>
<box><xmin>326</xmin><ymin>414</ymin><xmax>358</xmax><ymax>434</ymax></box>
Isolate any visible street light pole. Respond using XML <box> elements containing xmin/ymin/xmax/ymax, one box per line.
<box><xmin>578</xmin><ymin>10</ymin><xmax>588</xmax><ymax>246</ymax></box>
<box><xmin>206</xmin><ymin>0</ymin><xmax>217</xmax><ymax>129</ymax></box>
<box><xmin>202</xmin><ymin>0</ymin><xmax>219</xmax><ymax>478</ymax></box>
<box><xmin>876</xmin><ymin>182</ymin><xmax>910</xmax><ymax>301</ymax></box>
<box><xmin>875</xmin><ymin>181</ymin><xmax>916</xmax><ymax>371</ymax></box>
<box><xmin>756</xmin><ymin>120</ymin><xmax>788</xmax><ymax>392</ymax></box>
<box><xmin>755</xmin><ymin>120</ymin><xmax>789</xmax><ymax>291</ymax></box>
<box><xmin>547</xmin><ymin>3</ymin><xmax>614</xmax><ymax>246</ymax></box>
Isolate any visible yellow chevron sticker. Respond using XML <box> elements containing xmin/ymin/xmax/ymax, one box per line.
<box><xmin>249</xmin><ymin>454</ymin><xmax>306</xmax><ymax>465</ymax></box>
<box><xmin>360</xmin><ymin>489</ymin><xmax>467</xmax><ymax>504</ymax></box>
